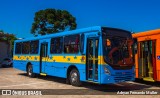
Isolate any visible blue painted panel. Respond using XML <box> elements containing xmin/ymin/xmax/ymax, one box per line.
<box><xmin>100</xmin><ymin>65</ymin><xmax>135</xmax><ymax>84</ymax></box>
<box><xmin>32</xmin><ymin>61</ymin><xmax>40</xmax><ymax>73</ymax></box>
<box><xmin>45</xmin><ymin>62</ymin><xmax>54</xmax><ymax>76</ymax></box>
<box><xmin>13</xmin><ymin>61</ymin><xmax>26</xmax><ymax>71</ymax></box>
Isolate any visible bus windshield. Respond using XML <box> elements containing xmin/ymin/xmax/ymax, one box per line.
<box><xmin>102</xmin><ymin>28</ymin><xmax>134</xmax><ymax>68</ymax></box>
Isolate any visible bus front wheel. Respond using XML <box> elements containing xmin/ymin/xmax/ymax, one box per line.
<box><xmin>27</xmin><ymin>65</ymin><xmax>35</xmax><ymax>78</ymax></box>
<box><xmin>69</xmin><ymin>69</ymin><xmax>81</xmax><ymax>86</ymax></box>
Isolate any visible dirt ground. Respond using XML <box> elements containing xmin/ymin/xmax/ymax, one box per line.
<box><xmin>0</xmin><ymin>67</ymin><xmax>159</xmax><ymax>98</ymax></box>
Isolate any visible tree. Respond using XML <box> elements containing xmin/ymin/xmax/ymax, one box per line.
<box><xmin>0</xmin><ymin>30</ymin><xmax>4</xmax><ymax>33</ymax></box>
<box><xmin>31</xmin><ymin>9</ymin><xmax>77</xmax><ymax>36</ymax></box>
<box><xmin>0</xmin><ymin>30</ymin><xmax>16</xmax><ymax>41</ymax></box>
<box><xmin>0</xmin><ymin>30</ymin><xmax>17</xmax><ymax>57</ymax></box>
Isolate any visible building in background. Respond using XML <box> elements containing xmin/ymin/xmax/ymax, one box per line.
<box><xmin>0</xmin><ymin>32</ymin><xmax>13</xmax><ymax>66</ymax></box>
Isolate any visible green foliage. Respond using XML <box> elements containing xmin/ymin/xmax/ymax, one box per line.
<box><xmin>7</xmin><ymin>34</ymin><xmax>17</xmax><ymax>42</ymax></box>
<box><xmin>8</xmin><ymin>35</ymin><xmax>17</xmax><ymax>49</ymax></box>
<box><xmin>0</xmin><ymin>30</ymin><xmax>4</xmax><ymax>33</ymax></box>
<box><xmin>0</xmin><ymin>30</ymin><xmax>17</xmax><ymax>49</ymax></box>
<box><xmin>31</xmin><ymin>9</ymin><xmax>77</xmax><ymax>36</ymax></box>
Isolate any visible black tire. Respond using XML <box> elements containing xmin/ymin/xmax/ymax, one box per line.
<box><xmin>69</xmin><ymin>68</ymin><xmax>81</xmax><ymax>86</ymax></box>
<box><xmin>27</xmin><ymin>65</ymin><xmax>35</xmax><ymax>78</ymax></box>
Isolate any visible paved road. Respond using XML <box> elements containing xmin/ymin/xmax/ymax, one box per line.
<box><xmin>0</xmin><ymin>67</ymin><xmax>160</xmax><ymax>98</ymax></box>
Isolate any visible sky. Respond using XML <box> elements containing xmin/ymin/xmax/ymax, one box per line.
<box><xmin>0</xmin><ymin>0</ymin><xmax>160</xmax><ymax>38</ymax></box>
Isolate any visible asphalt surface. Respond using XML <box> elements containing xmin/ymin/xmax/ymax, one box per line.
<box><xmin>0</xmin><ymin>67</ymin><xmax>160</xmax><ymax>98</ymax></box>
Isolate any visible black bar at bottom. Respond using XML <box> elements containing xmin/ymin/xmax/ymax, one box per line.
<box><xmin>0</xmin><ymin>89</ymin><xmax>160</xmax><ymax>95</ymax></box>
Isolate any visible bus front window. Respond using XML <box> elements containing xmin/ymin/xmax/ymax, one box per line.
<box><xmin>102</xmin><ymin>28</ymin><xmax>134</xmax><ymax>68</ymax></box>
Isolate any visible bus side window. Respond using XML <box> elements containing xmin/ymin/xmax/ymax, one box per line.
<box><xmin>15</xmin><ymin>42</ymin><xmax>22</xmax><ymax>54</ymax></box>
<box><xmin>64</xmin><ymin>34</ymin><xmax>80</xmax><ymax>53</ymax></box>
<box><xmin>22</xmin><ymin>41</ymin><xmax>30</xmax><ymax>54</ymax></box>
<box><xmin>30</xmin><ymin>40</ymin><xmax>39</xmax><ymax>54</ymax></box>
<box><xmin>50</xmin><ymin>37</ymin><xmax>63</xmax><ymax>54</ymax></box>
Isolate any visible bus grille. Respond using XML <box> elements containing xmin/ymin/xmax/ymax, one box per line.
<box><xmin>114</xmin><ymin>72</ymin><xmax>132</xmax><ymax>82</ymax></box>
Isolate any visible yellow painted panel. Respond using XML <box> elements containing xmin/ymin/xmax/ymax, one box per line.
<box><xmin>13</xmin><ymin>55</ymin><xmax>104</xmax><ymax>65</ymax></box>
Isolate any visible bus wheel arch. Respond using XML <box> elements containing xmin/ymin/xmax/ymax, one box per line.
<box><xmin>67</xmin><ymin>65</ymin><xmax>81</xmax><ymax>86</ymax></box>
<box><xmin>26</xmin><ymin>62</ymin><xmax>35</xmax><ymax>78</ymax></box>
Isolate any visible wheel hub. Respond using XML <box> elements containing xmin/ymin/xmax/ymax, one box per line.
<box><xmin>28</xmin><ymin>67</ymin><xmax>32</xmax><ymax>76</ymax></box>
<box><xmin>71</xmin><ymin>72</ymin><xmax>77</xmax><ymax>83</ymax></box>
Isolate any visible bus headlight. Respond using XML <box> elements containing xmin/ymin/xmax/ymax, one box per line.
<box><xmin>104</xmin><ymin>67</ymin><xmax>111</xmax><ymax>75</ymax></box>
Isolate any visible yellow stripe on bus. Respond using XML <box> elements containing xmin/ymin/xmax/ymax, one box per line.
<box><xmin>13</xmin><ymin>55</ymin><xmax>106</xmax><ymax>65</ymax></box>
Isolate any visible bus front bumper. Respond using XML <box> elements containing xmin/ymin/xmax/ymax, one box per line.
<box><xmin>100</xmin><ymin>70</ymin><xmax>135</xmax><ymax>84</ymax></box>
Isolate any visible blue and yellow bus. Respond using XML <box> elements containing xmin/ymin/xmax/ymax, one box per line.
<box><xmin>13</xmin><ymin>26</ymin><xmax>135</xmax><ymax>86</ymax></box>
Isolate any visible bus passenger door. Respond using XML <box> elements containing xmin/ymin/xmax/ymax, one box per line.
<box><xmin>138</xmin><ymin>40</ymin><xmax>156</xmax><ymax>82</ymax></box>
<box><xmin>86</xmin><ymin>38</ymin><xmax>99</xmax><ymax>82</ymax></box>
<box><xmin>40</xmin><ymin>42</ymin><xmax>48</xmax><ymax>74</ymax></box>
<box><xmin>138</xmin><ymin>42</ymin><xmax>145</xmax><ymax>78</ymax></box>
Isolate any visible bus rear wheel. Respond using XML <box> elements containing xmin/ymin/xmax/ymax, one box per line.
<box><xmin>69</xmin><ymin>69</ymin><xmax>81</xmax><ymax>86</ymax></box>
<box><xmin>27</xmin><ymin>65</ymin><xmax>35</xmax><ymax>78</ymax></box>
